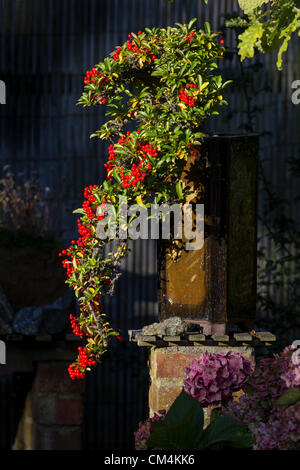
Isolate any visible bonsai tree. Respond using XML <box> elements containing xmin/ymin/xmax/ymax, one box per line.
<box><xmin>61</xmin><ymin>19</ymin><xmax>230</xmax><ymax>379</ymax></box>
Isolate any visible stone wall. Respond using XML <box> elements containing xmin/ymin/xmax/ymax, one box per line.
<box><xmin>12</xmin><ymin>361</ymin><xmax>84</xmax><ymax>450</ymax></box>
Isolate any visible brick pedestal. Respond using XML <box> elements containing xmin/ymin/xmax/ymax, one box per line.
<box><xmin>12</xmin><ymin>361</ymin><xmax>84</xmax><ymax>450</ymax></box>
<box><xmin>148</xmin><ymin>345</ymin><xmax>255</xmax><ymax>418</ymax></box>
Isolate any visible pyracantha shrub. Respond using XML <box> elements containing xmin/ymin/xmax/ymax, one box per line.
<box><xmin>223</xmin><ymin>345</ymin><xmax>300</xmax><ymax>450</ymax></box>
<box><xmin>60</xmin><ymin>19</ymin><xmax>230</xmax><ymax>379</ymax></box>
<box><xmin>184</xmin><ymin>351</ymin><xmax>253</xmax><ymax>407</ymax></box>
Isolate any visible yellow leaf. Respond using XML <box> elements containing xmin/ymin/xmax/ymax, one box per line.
<box><xmin>176</xmin><ymin>147</ymin><xmax>186</xmax><ymax>159</ymax></box>
<box><xmin>76</xmin><ymin>251</ymin><xmax>84</xmax><ymax>258</ymax></box>
<box><xmin>72</xmin><ymin>257</ymin><xmax>78</xmax><ymax>269</ymax></box>
<box><xmin>112</xmin><ymin>73</ymin><xmax>119</xmax><ymax>78</ymax></box>
<box><xmin>136</xmin><ymin>195</ymin><xmax>143</xmax><ymax>206</ymax></box>
<box><xmin>132</xmin><ymin>98</ymin><xmax>138</xmax><ymax>108</ymax></box>
<box><xmin>199</xmin><ymin>82</ymin><xmax>209</xmax><ymax>92</ymax></box>
<box><xmin>89</xmin><ymin>287</ymin><xmax>95</xmax><ymax>294</ymax></box>
<box><xmin>139</xmin><ymin>56</ymin><xmax>145</xmax><ymax>68</ymax></box>
<box><xmin>119</xmin><ymin>52</ymin><xmax>123</xmax><ymax>63</ymax></box>
<box><xmin>218</xmin><ymin>95</ymin><xmax>223</xmax><ymax>100</ymax></box>
<box><xmin>178</xmin><ymin>102</ymin><xmax>187</xmax><ymax>110</ymax></box>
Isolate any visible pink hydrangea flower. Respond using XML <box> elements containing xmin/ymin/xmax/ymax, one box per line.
<box><xmin>223</xmin><ymin>345</ymin><xmax>300</xmax><ymax>450</ymax></box>
<box><xmin>134</xmin><ymin>411</ymin><xmax>165</xmax><ymax>450</ymax></box>
<box><xmin>183</xmin><ymin>351</ymin><xmax>253</xmax><ymax>407</ymax></box>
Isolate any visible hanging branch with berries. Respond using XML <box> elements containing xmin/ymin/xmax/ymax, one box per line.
<box><xmin>60</xmin><ymin>18</ymin><xmax>230</xmax><ymax>380</ymax></box>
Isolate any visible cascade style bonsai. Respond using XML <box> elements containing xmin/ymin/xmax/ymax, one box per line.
<box><xmin>60</xmin><ymin>19</ymin><xmax>230</xmax><ymax>379</ymax></box>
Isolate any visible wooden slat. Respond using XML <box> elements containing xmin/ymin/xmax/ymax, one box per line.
<box><xmin>233</xmin><ymin>333</ymin><xmax>253</xmax><ymax>342</ymax></box>
<box><xmin>212</xmin><ymin>334</ymin><xmax>229</xmax><ymax>342</ymax></box>
<box><xmin>256</xmin><ymin>331</ymin><xmax>276</xmax><ymax>342</ymax></box>
<box><xmin>187</xmin><ymin>334</ymin><xmax>206</xmax><ymax>342</ymax></box>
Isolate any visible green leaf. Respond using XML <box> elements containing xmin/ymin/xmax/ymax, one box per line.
<box><xmin>204</xmin><ymin>22</ymin><xmax>211</xmax><ymax>35</ymax></box>
<box><xmin>277</xmin><ymin>388</ymin><xmax>300</xmax><ymax>407</ymax></box>
<box><xmin>209</xmin><ymin>407</ymin><xmax>221</xmax><ymax>423</ymax></box>
<box><xmin>198</xmin><ymin>416</ymin><xmax>253</xmax><ymax>450</ymax></box>
<box><xmin>277</xmin><ymin>34</ymin><xmax>290</xmax><ymax>70</ymax></box>
<box><xmin>238</xmin><ymin>22</ymin><xmax>263</xmax><ymax>61</ymax></box>
<box><xmin>176</xmin><ymin>181</ymin><xmax>183</xmax><ymax>199</ymax></box>
<box><xmin>238</xmin><ymin>0</ymin><xmax>268</xmax><ymax>15</ymax></box>
<box><xmin>164</xmin><ymin>389</ymin><xmax>204</xmax><ymax>429</ymax></box>
<box><xmin>147</xmin><ymin>416</ymin><xmax>196</xmax><ymax>450</ymax></box>
<box><xmin>72</xmin><ymin>208</ymin><xmax>86</xmax><ymax>215</ymax></box>
<box><xmin>147</xmin><ymin>390</ymin><xmax>204</xmax><ymax>450</ymax></box>
<box><xmin>188</xmin><ymin>18</ymin><xmax>197</xmax><ymax>31</ymax></box>
<box><xmin>112</xmin><ymin>169</ymin><xmax>122</xmax><ymax>184</ymax></box>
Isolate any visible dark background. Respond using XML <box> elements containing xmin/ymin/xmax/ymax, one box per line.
<box><xmin>0</xmin><ymin>0</ymin><xmax>299</xmax><ymax>449</ymax></box>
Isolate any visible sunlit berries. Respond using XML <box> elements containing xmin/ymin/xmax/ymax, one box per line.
<box><xmin>69</xmin><ymin>314</ymin><xmax>84</xmax><ymax>337</ymax></box>
<box><xmin>178</xmin><ymin>84</ymin><xmax>197</xmax><ymax>107</ymax></box>
<box><xmin>185</xmin><ymin>30</ymin><xmax>195</xmax><ymax>44</ymax></box>
<box><xmin>114</xmin><ymin>47</ymin><xmax>122</xmax><ymax>61</ymax></box>
<box><xmin>68</xmin><ymin>364</ymin><xmax>85</xmax><ymax>380</ymax></box>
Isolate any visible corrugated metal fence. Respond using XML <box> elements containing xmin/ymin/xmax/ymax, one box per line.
<box><xmin>0</xmin><ymin>0</ymin><xmax>299</xmax><ymax>449</ymax></box>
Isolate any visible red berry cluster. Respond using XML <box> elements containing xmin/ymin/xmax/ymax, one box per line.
<box><xmin>104</xmin><ymin>144</ymin><xmax>117</xmax><ymax>181</ymax></box>
<box><xmin>82</xmin><ymin>186</ymin><xmax>97</xmax><ymax>220</ymax></box>
<box><xmin>59</xmin><ymin>186</ymin><xmax>96</xmax><ymax>275</ymax></box>
<box><xmin>185</xmin><ymin>30</ymin><xmax>195</xmax><ymax>44</ymax></box>
<box><xmin>84</xmin><ymin>185</ymin><xmax>97</xmax><ymax>202</ymax></box>
<box><xmin>126</xmin><ymin>34</ymin><xmax>141</xmax><ymax>54</ymax></box>
<box><xmin>120</xmin><ymin>163</ymin><xmax>147</xmax><ymax>189</ymax></box>
<box><xmin>118</xmin><ymin>140</ymin><xmax>158</xmax><ymax>189</ymax></box>
<box><xmin>70</xmin><ymin>314</ymin><xmax>84</xmax><ymax>337</ymax></box>
<box><xmin>188</xmin><ymin>140</ymin><xmax>200</xmax><ymax>157</ymax></box>
<box><xmin>68</xmin><ymin>346</ymin><xmax>98</xmax><ymax>380</ymax></box>
<box><xmin>84</xmin><ymin>68</ymin><xmax>109</xmax><ymax>106</ymax></box>
<box><xmin>124</xmin><ymin>33</ymin><xmax>156</xmax><ymax>62</ymax></box>
<box><xmin>178</xmin><ymin>84</ymin><xmax>197</xmax><ymax>107</ymax></box>
<box><xmin>84</xmin><ymin>68</ymin><xmax>108</xmax><ymax>87</ymax></box>
<box><xmin>84</xmin><ymin>67</ymin><xmax>98</xmax><ymax>85</ymax></box>
<box><xmin>114</xmin><ymin>47</ymin><xmax>122</xmax><ymax>61</ymax></box>
<box><xmin>68</xmin><ymin>364</ymin><xmax>85</xmax><ymax>380</ymax></box>
<box><xmin>59</xmin><ymin>245</ymin><xmax>76</xmax><ymax>278</ymax></box>
<box><xmin>78</xmin><ymin>346</ymin><xmax>97</xmax><ymax>368</ymax></box>
<box><xmin>93</xmin><ymin>93</ymin><xmax>107</xmax><ymax>104</ymax></box>
<box><xmin>77</xmin><ymin>219</ymin><xmax>91</xmax><ymax>247</ymax></box>
<box><xmin>60</xmin><ymin>256</ymin><xmax>74</xmax><ymax>278</ymax></box>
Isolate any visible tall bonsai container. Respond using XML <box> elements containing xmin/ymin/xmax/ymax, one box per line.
<box><xmin>158</xmin><ymin>134</ymin><xmax>259</xmax><ymax>334</ymax></box>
